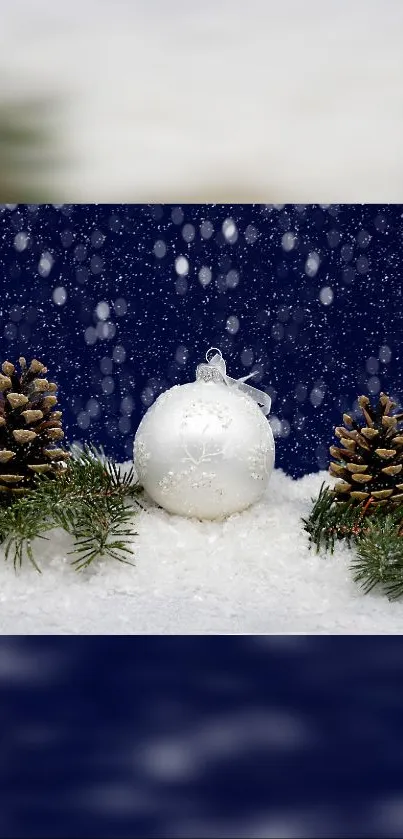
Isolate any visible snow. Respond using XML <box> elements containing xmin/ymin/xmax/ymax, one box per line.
<box><xmin>2</xmin><ymin>0</ymin><xmax>403</xmax><ymax>200</ymax></box>
<box><xmin>1</xmin><ymin>466</ymin><xmax>403</xmax><ymax>634</ymax></box>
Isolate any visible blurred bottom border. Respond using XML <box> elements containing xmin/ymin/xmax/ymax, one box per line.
<box><xmin>0</xmin><ymin>635</ymin><xmax>403</xmax><ymax>838</ymax></box>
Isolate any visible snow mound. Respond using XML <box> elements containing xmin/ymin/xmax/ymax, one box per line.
<box><xmin>0</xmin><ymin>468</ymin><xmax>402</xmax><ymax>634</ymax></box>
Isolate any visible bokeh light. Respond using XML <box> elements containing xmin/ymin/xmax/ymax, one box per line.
<box><xmin>0</xmin><ymin>203</ymin><xmax>402</xmax><ymax>473</ymax></box>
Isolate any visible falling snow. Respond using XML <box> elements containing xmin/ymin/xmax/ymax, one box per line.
<box><xmin>0</xmin><ymin>204</ymin><xmax>401</xmax><ymax>477</ymax></box>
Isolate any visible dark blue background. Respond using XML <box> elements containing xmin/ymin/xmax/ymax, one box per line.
<box><xmin>1</xmin><ymin>203</ymin><xmax>401</xmax><ymax>477</ymax></box>
<box><xmin>1</xmin><ymin>636</ymin><xmax>403</xmax><ymax>839</ymax></box>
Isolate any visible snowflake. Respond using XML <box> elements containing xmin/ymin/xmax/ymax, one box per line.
<box><xmin>134</xmin><ymin>438</ymin><xmax>151</xmax><ymax>475</ymax></box>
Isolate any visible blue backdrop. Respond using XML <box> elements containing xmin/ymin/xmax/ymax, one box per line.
<box><xmin>0</xmin><ymin>636</ymin><xmax>403</xmax><ymax>839</ymax></box>
<box><xmin>1</xmin><ymin>635</ymin><xmax>403</xmax><ymax>839</ymax></box>
<box><xmin>1</xmin><ymin>203</ymin><xmax>401</xmax><ymax>477</ymax></box>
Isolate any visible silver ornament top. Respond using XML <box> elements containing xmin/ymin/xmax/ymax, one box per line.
<box><xmin>195</xmin><ymin>347</ymin><xmax>272</xmax><ymax>415</ymax></box>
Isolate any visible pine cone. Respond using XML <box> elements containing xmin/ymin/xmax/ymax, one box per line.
<box><xmin>0</xmin><ymin>357</ymin><xmax>69</xmax><ymax>496</ymax></box>
<box><xmin>329</xmin><ymin>392</ymin><xmax>403</xmax><ymax>507</ymax></box>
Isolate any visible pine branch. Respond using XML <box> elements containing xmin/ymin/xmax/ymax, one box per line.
<box><xmin>0</xmin><ymin>497</ymin><xmax>49</xmax><ymax>572</ymax></box>
<box><xmin>302</xmin><ymin>483</ymin><xmax>365</xmax><ymax>553</ymax></box>
<box><xmin>0</xmin><ymin>445</ymin><xmax>142</xmax><ymax>572</ymax></box>
<box><xmin>350</xmin><ymin>515</ymin><xmax>403</xmax><ymax>598</ymax></box>
<box><xmin>68</xmin><ymin>497</ymin><xmax>137</xmax><ymax>571</ymax></box>
<box><xmin>303</xmin><ymin>482</ymin><xmax>403</xmax><ymax>600</ymax></box>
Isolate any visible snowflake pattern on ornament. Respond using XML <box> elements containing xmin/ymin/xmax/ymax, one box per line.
<box><xmin>158</xmin><ymin>467</ymin><xmax>191</xmax><ymax>495</ymax></box>
<box><xmin>182</xmin><ymin>395</ymin><xmax>233</xmax><ymax>430</ymax></box>
<box><xmin>190</xmin><ymin>471</ymin><xmax>217</xmax><ymax>489</ymax></box>
<box><xmin>134</xmin><ymin>437</ymin><xmax>151</xmax><ymax>476</ymax></box>
<box><xmin>157</xmin><ymin>466</ymin><xmax>219</xmax><ymax>496</ymax></box>
<box><xmin>247</xmin><ymin>440</ymin><xmax>272</xmax><ymax>477</ymax></box>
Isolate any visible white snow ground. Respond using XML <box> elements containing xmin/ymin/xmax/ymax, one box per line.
<box><xmin>1</xmin><ymin>467</ymin><xmax>403</xmax><ymax>634</ymax></box>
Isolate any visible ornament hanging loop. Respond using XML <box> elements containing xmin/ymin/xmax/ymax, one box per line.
<box><xmin>206</xmin><ymin>347</ymin><xmax>222</xmax><ymax>364</ymax></box>
<box><xmin>196</xmin><ymin>347</ymin><xmax>272</xmax><ymax>416</ymax></box>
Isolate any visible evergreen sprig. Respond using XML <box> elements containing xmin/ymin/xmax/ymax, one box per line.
<box><xmin>302</xmin><ymin>483</ymin><xmax>403</xmax><ymax>600</ymax></box>
<box><xmin>0</xmin><ymin>445</ymin><xmax>143</xmax><ymax>572</ymax></box>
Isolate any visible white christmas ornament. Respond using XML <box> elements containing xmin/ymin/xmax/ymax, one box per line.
<box><xmin>133</xmin><ymin>348</ymin><xmax>275</xmax><ymax>520</ymax></box>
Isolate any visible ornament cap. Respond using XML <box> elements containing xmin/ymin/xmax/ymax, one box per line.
<box><xmin>195</xmin><ymin>347</ymin><xmax>272</xmax><ymax>415</ymax></box>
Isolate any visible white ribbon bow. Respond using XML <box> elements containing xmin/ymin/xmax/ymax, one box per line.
<box><xmin>196</xmin><ymin>347</ymin><xmax>272</xmax><ymax>415</ymax></box>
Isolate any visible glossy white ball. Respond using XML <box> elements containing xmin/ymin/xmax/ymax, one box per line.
<box><xmin>134</xmin><ymin>380</ymin><xmax>275</xmax><ymax>520</ymax></box>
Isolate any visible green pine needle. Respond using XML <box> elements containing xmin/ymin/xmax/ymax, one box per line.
<box><xmin>351</xmin><ymin>515</ymin><xmax>403</xmax><ymax>600</ymax></box>
<box><xmin>303</xmin><ymin>483</ymin><xmax>403</xmax><ymax>601</ymax></box>
<box><xmin>302</xmin><ymin>482</ymin><xmax>362</xmax><ymax>554</ymax></box>
<box><xmin>0</xmin><ymin>445</ymin><xmax>143</xmax><ymax>573</ymax></box>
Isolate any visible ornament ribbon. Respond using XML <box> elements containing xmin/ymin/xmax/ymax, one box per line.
<box><xmin>196</xmin><ymin>348</ymin><xmax>272</xmax><ymax>415</ymax></box>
